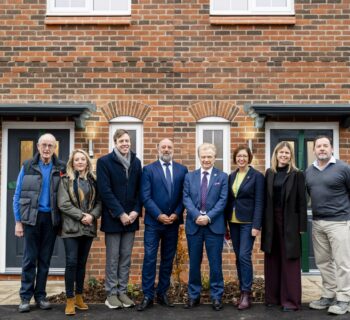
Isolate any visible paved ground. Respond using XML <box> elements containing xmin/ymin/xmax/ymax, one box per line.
<box><xmin>0</xmin><ymin>275</ymin><xmax>324</xmax><ymax>305</ymax></box>
<box><xmin>0</xmin><ymin>303</ymin><xmax>349</xmax><ymax>320</ymax></box>
<box><xmin>0</xmin><ymin>275</ymin><xmax>329</xmax><ymax>319</ymax></box>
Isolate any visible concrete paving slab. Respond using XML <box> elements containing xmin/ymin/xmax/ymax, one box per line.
<box><xmin>0</xmin><ymin>281</ymin><xmax>65</xmax><ymax>306</ymax></box>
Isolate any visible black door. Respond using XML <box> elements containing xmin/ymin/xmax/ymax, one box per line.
<box><xmin>270</xmin><ymin>129</ymin><xmax>333</xmax><ymax>272</ymax></box>
<box><xmin>6</xmin><ymin>129</ymin><xmax>70</xmax><ymax>270</ymax></box>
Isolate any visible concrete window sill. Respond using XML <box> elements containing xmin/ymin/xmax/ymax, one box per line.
<box><xmin>45</xmin><ymin>16</ymin><xmax>131</xmax><ymax>25</ymax></box>
<box><xmin>210</xmin><ymin>16</ymin><xmax>296</xmax><ymax>25</ymax></box>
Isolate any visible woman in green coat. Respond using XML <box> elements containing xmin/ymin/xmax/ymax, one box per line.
<box><xmin>58</xmin><ymin>149</ymin><xmax>101</xmax><ymax>315</ymax></box>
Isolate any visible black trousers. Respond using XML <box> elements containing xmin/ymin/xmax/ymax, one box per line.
<box><xmin>63</xmin><ymin>236</ymin><xmax>93</xmax><ymax>298</ymax></box>
<box><xmin>264</xmin><ymin>208</ymin><xmax>302</xmax><ymax>310</ymax></box>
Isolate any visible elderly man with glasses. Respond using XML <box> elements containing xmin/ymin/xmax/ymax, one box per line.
<box><xmin>13</xmin><ymin>133</ymin><xmax>66</xmax><ymax>313</ymax></box>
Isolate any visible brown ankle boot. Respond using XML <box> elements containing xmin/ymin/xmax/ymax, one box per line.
<box><xmin>75</xmin><ymin>294</ymin><xmax>88</xmax><ymax>310</ymax></box>
<box><xmin>238</xmin><ymin>292</ymin><xmax>251</xmax><ymax>310</ymax></box>
<box><xmin>65</xmin><ymin>297</ymin><xmax>76</xmax><ymax>315</ymax></box>
<box><xmin>233</xmin><ymin>292</ymin><xmax>243</xmax><ymax>307</ymax></box>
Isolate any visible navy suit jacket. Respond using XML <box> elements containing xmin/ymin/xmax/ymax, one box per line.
<box><xmin>141</xmin><ymin>160</ymin><xmax>188</xmax><ymax>227</ymax></box>
<box><xmin>225</xmin><ymin>166</ymin><xmax>265</xmax><ymax>230</ymax></box>
<box><xmin>183</xmin><ymin>167</ymin><xmax>228</xmax><ymax>235</ymax></box>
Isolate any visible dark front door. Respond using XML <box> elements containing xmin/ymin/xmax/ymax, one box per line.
<box><xmin>6</xmin><ymin>129</ymin><xmax>70</xmax><ymax>271</ymax></box>
<box><xmin>270</xmin><ymin>129</ymin><xmax>333</xmax><ymax>272</ymax></box>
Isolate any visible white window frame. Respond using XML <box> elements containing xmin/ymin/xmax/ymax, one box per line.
<box><xmin>210</xmin><ymin>0</ymin><xmax>294</xmax><ymax>16</ymax></box>
<box><xmin>47</xmin><ymin>0</ymin><xmax>131</xmax><ymax>16</ymax></box>
<box><xmin>109</xmin><ymin>116</ymin><xmax>143</xmax><ymax>165</ymax></box>
<box><xmin>196</xmin><ymin>117</ymin><xmax>230</xmax><ymax>174</ymax></box>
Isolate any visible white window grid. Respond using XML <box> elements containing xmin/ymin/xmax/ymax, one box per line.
<box><xmin>210</xmin><ymin>0</ymin><xmax>294</xmax><ymax>16</ymax></box>
<box><xmin>47</xmin><ymin>0</ymin><xmax>131</xmax><ymax>16</ymax></box>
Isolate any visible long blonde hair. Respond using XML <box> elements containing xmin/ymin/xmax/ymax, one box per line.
<box><xmin>66</xmin><ymin>149</ymin><xmax>95</xmax><ymax>180</ymax></box>
<box><xmin>270</xmin><ymin>141</ymin><xmax>298</xmax><ymax>173</ymax></box>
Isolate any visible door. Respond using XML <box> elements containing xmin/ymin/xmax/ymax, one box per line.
<box><xmin>6</xmin><ymin>129</ymin><xmax>70</xmax><ymax>271</ymax></box>
<box><xmin>270</xmin><ymin>129</ymin><xmax>333</xmax><ymax>272</ymax></box>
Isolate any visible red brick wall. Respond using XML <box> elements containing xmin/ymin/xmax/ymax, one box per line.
<box><xmin>0</xmin><ymin>0</ymin><xmax>350</xmax><ymax>283</ymax></box>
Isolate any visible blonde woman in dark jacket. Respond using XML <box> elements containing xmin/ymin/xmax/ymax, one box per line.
<box><xmin>58</xmin><ymin>149</ymin><xmax>101</xmax><ymax>316</ymax></box>
<box><xmin>261</xmin><ymin>141</ymin><xmax>307</xmax><ymax>312</ymax></box>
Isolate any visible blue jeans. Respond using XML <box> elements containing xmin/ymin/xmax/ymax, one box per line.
<box><xmin>63</xmin><ymin>236</ymin><xmax>93</xmax><ymax>298</ymax></box>
<box><xmin>229</xmin><ymin>223</ymin><xmax>255</xmax><ymax>292</ymax></box>
<box><xmin>141</xmin><ymin>224</ymin><xmax>179</xmax><ymax>299</ymax></box>
<box><xmin>20</xmin><ymin>212</ymin><xmax>57</xmax><ymax>302</ymax></box>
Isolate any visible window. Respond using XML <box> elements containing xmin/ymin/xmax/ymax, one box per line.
<box><xmin>210</xmin><ymin>0</ymin><xmax>294</xmax><ymax>15</ymax></box>
<box><xmin>47</xmin><ymin>0</ymin><xmax>130</xmax><ymax>16</ymax></box>
<box><xmin>196</xmin><ymin>117</ymin><xmax>230</xmax><ymax>173</ymax></box>
<box><xmin>109</xmin><ymin>116</ymin><xmax>143</xmax><ymax>164</ymax></box>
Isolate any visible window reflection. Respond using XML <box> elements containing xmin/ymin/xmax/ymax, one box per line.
<box><xmin>55</xmin><ymin>141</ymin><xmax>60</xmax><ymax>158</ymax></box>
<box><xmin>203</xmin><ymin>129</ymin><xmax>224</xmax><ymax>171</ymax></box>
<box><xmin>20</xmin><ymin>141</ymin><xmax>33</xmax><ymax>168</ymax></box>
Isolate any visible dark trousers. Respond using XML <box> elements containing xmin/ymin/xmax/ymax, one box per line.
<box><xmin>63</xmin><ymin>236</ymin><xmax>93</xmax><ymax>298</ymax></box>
<box><xmin>20</xmin><ymin>212</ymin><xmax>57</xmax><ymax>302</ymax></box>
<box><xmin>187</xmin><ymin>226</ymin><xmax>224</xmax><ymax>300</ymax></box>
<box><xmin>229</xmin><ymin>222</ymin><xmax>255</xmax><ymax>292</ymax></box>
<box><xmin>264</xmin><ymin>208</ymin><xmax>302</xmax><ymax>310</ymax></box>
<box><xmin>141</xmin><ymin>224</ymin><xmax>179</xmax><ymax>299</ymax></box>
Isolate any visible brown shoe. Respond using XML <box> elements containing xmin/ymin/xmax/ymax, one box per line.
<box><xmin>65</xmin><ymin>297</ymin><xmax>76</xmax><ymax>315</ymax></box>
<box><xmin>75</xmin><ymin>294</ymin><xmax>88</xmax><ymax>310</ymax></box>
<box><xmin>233</xmin><ymin>292</ymin><xmax>243</xmax><ymax>307</ymax></box>
<box><xmin>238</xmin><ymin>292</ymin><xmax>251</xmax><ymax>310</ymax></box>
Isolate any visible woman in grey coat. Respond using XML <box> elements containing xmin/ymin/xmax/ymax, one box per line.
<box><xmin>58</xmin><ymin>149</ymin><xmax>101</xmax><ymax>316</ymax></box>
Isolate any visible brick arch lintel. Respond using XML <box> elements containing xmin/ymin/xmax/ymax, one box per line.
<box><xmin>101</xmin><ymin>101</ymin><xmax>152</xmax><ymax>122</ymax></box>
<box><xmin>188</xmin><ymin>101</ymin><xmax>239</xmax><ymax>122</ymax></box>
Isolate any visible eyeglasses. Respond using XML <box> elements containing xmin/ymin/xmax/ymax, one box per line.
<box><xmin>236</xmin><ymin>155</ymin><xmax>248</xmax><ymax>158</ymax></box>
<box><xmin>40</xmin><ymin>143</ymin><xmax>55</xmax><ymax>150</ymax></box>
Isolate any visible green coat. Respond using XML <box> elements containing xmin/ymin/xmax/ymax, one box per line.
<box><xmin>58</xmin><ymin>174</ymin><xmax>101</xmax><ymax>238</ymax></box>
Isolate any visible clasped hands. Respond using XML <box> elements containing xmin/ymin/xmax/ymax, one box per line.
<box><xmin>120</xmin><ymin>211</ymin><xmax>138</xmax><ymax>226</ymax></box>
<box><xmin>158</xmin><ymin>213</ymin><xmax>178</xmax><ymax>225</ymax></box>
<box><xmin>81</xmin><ymin>213</ymin><xmax>94</xmax><ymax>225</ymax></box>
<box><xmin>196</xmin><ymin>212</ymin><xmax>210</xmax><ymax>226</ymax></box>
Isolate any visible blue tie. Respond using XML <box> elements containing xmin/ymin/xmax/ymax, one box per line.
<box><xmin>164</xmin><ymin>163</ymin><xmax>172</xmax><ymax>196</ymax></box>
<box><xmin>201</xmin><ymin>171</ymin><xmax>208</xmax><ymax>212</ymax></box>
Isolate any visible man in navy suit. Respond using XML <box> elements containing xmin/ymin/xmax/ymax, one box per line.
<box><xmin>183</xmin><ymin>143</ymin><xmax>228</xmax><ymax>311</ymax></box>
<box><xmin>137</xmin><ymin>138</ymin><xmax>188</xmax><ymax>311</ymax></box>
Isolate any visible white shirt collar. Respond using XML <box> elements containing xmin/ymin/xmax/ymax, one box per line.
<box><xmin>312</xmin><ymin>156</ymin><xmax>336</xmax><ymax>171</ymax></box>
<box><xmin>159</xmin><ymin>159</ymin><xmax>173</xmax><ymax>167</ymax></box>
<box><xmin>201</xmin><ymin>167</ymin><xmax>213</xmax><ymax>176</ymax></box>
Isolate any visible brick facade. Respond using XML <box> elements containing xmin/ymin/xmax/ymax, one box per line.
<box><xmin>0</xmin><ymin>0</ymin><xmax>350</xmax><ymax>283</ymax></box>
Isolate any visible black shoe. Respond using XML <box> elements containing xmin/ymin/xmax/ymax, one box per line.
<box><xmin>157</xmin><ymin>294</ymin><xmax>175</xmax><ymax>307</ymax></box>
<box><xmin>212</xmin><ymin>299</ymin><xmax>223</xmax><ymax>311</ymax></box>
<box><xmin>184</xmin><ymin>297</ymin><xmax>200</xmax><ymax>309</ymax></box>
<box><xmin>18</xmin><ymin>300</ymin><xmax>30</xmax><ymax>313</ymax></box>
<box><xmin>282</xmin><ymin>306</ymin><xmax>297</xmax><ymax>312</ymax></box>
<box><xmin>137</xmin><ymin>297</ymin><xmax>154</xmax><ymax>311</ymax></box>
<box><xmin>36</xmin><ymin>299</ymin><xmax>52</xmax><ymax>310</ymax></box>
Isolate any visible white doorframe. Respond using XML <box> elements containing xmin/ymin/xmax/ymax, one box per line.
<box><xmin>265</xmin><ymin>122</ymin><xmax>339</xmax><ymax>169</ymax></box>
<box><xmin>0</xmin><ymin>122</ymin><xmax>74</xmax><ymax>273</ymax></box>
